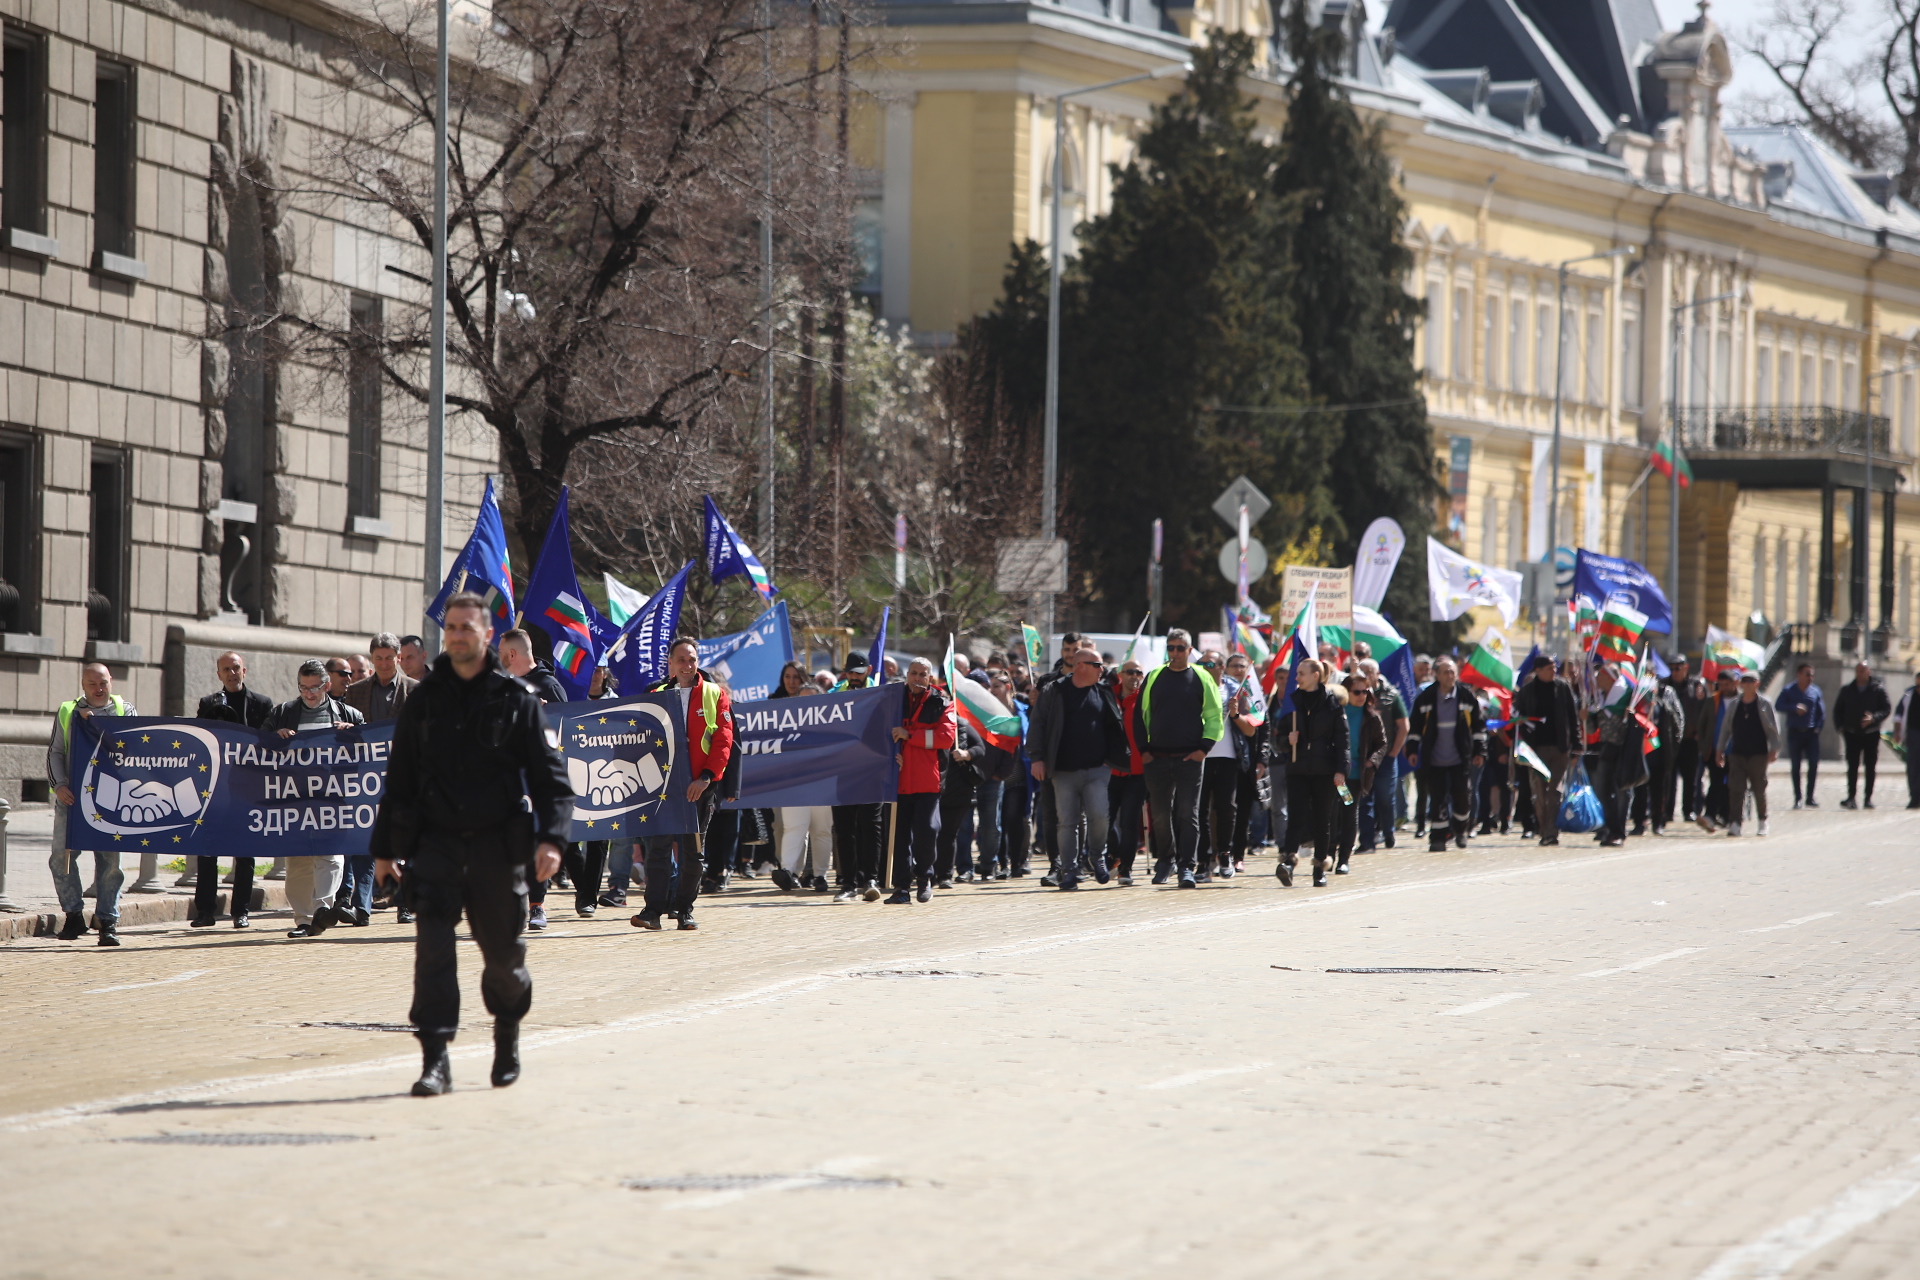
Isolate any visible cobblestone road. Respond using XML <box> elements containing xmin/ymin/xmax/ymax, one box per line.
<box><xmin>4</xmin><ymin>804</ymin><xmax>1918</xmax><ymax>1279</ymax></box>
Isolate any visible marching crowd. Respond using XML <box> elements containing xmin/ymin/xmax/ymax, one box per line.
<box><xmin>42</xmin><ymin>619</ymin><xmax>1920</xmax><ymax>951</ymax></box>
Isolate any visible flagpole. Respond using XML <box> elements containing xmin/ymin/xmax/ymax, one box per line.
<box><xmin>423</xmin><ymin>0</ymin><xmax>450</xmax><ymax>659</ymax></box>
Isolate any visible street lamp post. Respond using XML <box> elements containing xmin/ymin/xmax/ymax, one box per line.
<box><xmin>422</xmin><ymin>0</ymin><xmax>450</xmax><ymax>658</ymax></box>
<box><xmin>1666</xmin><ymin>291</ymin><xmax>1739</xmax><ymax>655</ymax></box>
<box><xmin>1043</xmin><ymin>62</ymin><xmax>1187</xmax><ymax>643</ymax></box>
<box><xmin>1546</xmin><ymin>246</ymin><xmax>1634</xmax><ymax>651</ymax></box>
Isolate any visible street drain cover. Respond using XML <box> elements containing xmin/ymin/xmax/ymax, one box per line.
<box><xmin>1325</xmin><ymin>967</ymin><xmax>1498</xmax><ymax>974</ymax></box>
<box><xmin>300</xmin><ymin>1022</ymin><xmax>415</xmax><ymax>1032</ymax></box>
<box><xmin>847</xmin><ymin>969</ymin><xmax>981</xmax><ymax>980</ymax></box>
<box><xmin>625</xmin><ymin>1174</ymin><xmax>900</xmax><ymax>1192</ymax></box>
<box><xmin>119</xmin><ymin>1133</ymin><xmax>369</xmax><ymax>1146</ymax></box>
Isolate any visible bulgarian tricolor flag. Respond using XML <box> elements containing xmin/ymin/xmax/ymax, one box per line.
<box><xmin>944</xmin><ymin>635</ymin><xmax>1021</xmax><ymax>753</ymax></box>
<box><xmin>1595</xmin><ymin>597</ymin><xmax>1648</xmax><ymax>663</ymax></box>
<box><xmin>1461</xmin><ymin>626</ymin><xmax>1517</xmax><ymax>717</ymax></box>
<box><xmin>1650</xmin><ymin>439</ymin><xmax>1692</xmax><ymax>489</ymax></box>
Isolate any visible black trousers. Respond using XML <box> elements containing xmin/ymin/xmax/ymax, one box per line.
<box><xmin>999</xmin><ymin>782</ymin><xmax>1031</xmax><ymax>875</ymax></box>
<box><xmin>832</xmin><ymin>803</ymin><xmax>884</xmax><ymax>889</ymax></box>
<box><xmin>1201</xmin><ymin>756</ymin><xmax>1240</xmax><ymax>867</ymax></box>
<box><xmin>1673</xmin><ymin>740</ymin><xmax>1701</xmax><ymax>821</ymax></box>
<box><xmin>1284</xmin><ymin>771</ymin><xmax>1337</xmax><ymax>862</ymax></box>
<box><xmin>935</xmin><ymin>787</ymin><xmax>975</xmax><ymax>879</ymax></box>
<box><xmin>641</xmin><ymin>834</ymin><xmax>703</xmax><ymax>917</ymax></box>
<box><xmin>408</xmin><ymin>827</ymin><xmax>532</xmax><ymax>1039</ymax></box>
<box><xmin>564</xmin><ymin>841</ymin><xmax>606</xmax><ymax>907</ymax></box>
<box><xmin>1420</xmin><ymin>763</ymin><xmax>1472</xmax><ymax>847</ymax></box>
<box><xmin>1631</xmin><ymin>749</ymin><xmax>1673</xmax><ymax>829</ymax></box>
<box><xmin>1144</xmin><ymin>756</ymin><xmax>1204</xmax><ymax>874</ymax></box>
<box><xmin>1845</xmin><ymin>732</ymin><xmax>1880</xmax><ymax>800</ymax></box>
<box><xmin>703</xmin><ymin>808</ymin><xmax>740</xmax><ymax>882</ymax></box>
<box><xmin>194</xmin><ymin>855</ymin><xmax>253</xmax><ymax>920</ymax></box>
<box><xmin>1231</xmin><ymin>769</ymin><xmax>1259</xmax><ymax>859</ymax></box>
<box><xmin>891</xmin><ymin>792</ymin><xmax>941</xmax><ymax>889</ymax></box>
<box><xmin>1106</xmin><ymin>771</ymin><xmax>1147</xmax><ymax>875</ymax></box>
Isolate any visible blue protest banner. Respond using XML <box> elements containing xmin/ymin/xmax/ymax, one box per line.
<box><xmin>720</xmin><ymin>683</ymin><xmax>904</xmax><ymax>809</ymax></box>
<box><xmin>1573</xmin><ymin>549</ymin><xmax>1672</xmax><ymax>634</ymax></box>
<box><xmin>699</xmin><ymin>600</ymin><xmax>794</xmax><ymax>702</ymax></box>
<box><xmin>542</xmin><ymin>693</ymin><xmax>696</xmax><ymax>839</ymax></box>
<box><xmin>605</xmin><ymin>561</ymin><xmax>690</xmax><ymax>694</ymax></box>
<box><xmin>67</xmin><ymin>715</ymin><xmax>395</xmax><ymax>858</ymax></box>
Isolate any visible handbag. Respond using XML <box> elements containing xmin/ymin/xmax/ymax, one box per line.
<box><xmin>1556</xmin><ymin>761</ymin><xmax>1604</xmax><ymax>833</ymax></box>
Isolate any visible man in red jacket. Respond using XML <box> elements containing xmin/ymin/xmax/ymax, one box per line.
<box><xmin>887</xmin><ymin>657</ymin><xmax>957</xmax><ymax>903</ymax></box>
<box><xmin>631</xmin><ymin>636</ymin><xmax>734</xmax><ymax>931</ymax></box>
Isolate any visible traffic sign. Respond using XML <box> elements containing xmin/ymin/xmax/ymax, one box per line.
<box><xmin>1217</xmin><ymin>536</ymin><xmax>1269</xmax><ymax>585</ymax></box>
<box><xmin>1211</xmin><ymin>476</ymin><xmax>1270</xmax><ymax>530</ymax></box>
<box><xmin>995</xmin><ymin>537</ymin><xmax>1068</xmax><ymax>595</ymax></box>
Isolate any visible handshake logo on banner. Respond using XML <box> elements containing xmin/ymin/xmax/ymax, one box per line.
<box><xmin>77</xmin><ymin>723</ymin><xmax>223</xmax><ymax>845</ymax></box>
<box><xmin>546</xmin><ymin>695</ymin><xmax>688</xmax><ymax>838</ymax></box>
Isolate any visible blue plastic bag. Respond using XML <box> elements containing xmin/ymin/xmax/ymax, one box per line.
<box><xmin>1556</xmin><ymin>761</ymin><xmax>1603</xmax><ymax>833</ymax></box>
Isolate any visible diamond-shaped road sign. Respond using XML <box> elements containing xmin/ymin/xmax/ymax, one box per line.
<box><xmin>1211</xmin><ymin>476</ymin><xmax>1271</xmax><ymax>530</ymax></box>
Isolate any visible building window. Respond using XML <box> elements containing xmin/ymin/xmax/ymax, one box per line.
<box><xmin>1821</xmin><ymin>355</ymin><xmax>1837</xmax><ymax>407</ymax></box>
<box><xmin>1714</xmin><ymin>328</ymin><xmax>1732</xmax><ymax>408</ymax></box>
<box><xmin>1508</xmin><ymin>297</ymin><xmax>1526</xmax><ymax>393</ymax></box>
<box><xmin>1621</xmin><ymin>293</ymin><xmax>1643</xmax><ymax>409</ymax></box>
<box><xmin>1752</xmin><ymin>535</ymin><xmax>1767</xmax><ymax>625</ymax></box>
<box><xmin>1</xmin><ymin>28</ymin><xmax>47</xmax><ymax>236</ymax></box>
<box><xmin>1585</xmin><ymin>307</ymin><xmax>1603</xmax><ymax>404</ymax></box>
<box><xmin>1451</xmin><ymin>286</ymin><xmax>1469</xmax><ymax>381</ymax></box>
<box><xmin>1799</xmin><ymin>353</ymin><xmax>1813</xmax><ymax>405</ymax></box>
<box><xmin>1756</xmin><ymin>346</ymin><xmax>1772</xmax><ymax>408</ymax></box>
<box><xmin>348</xmin><ymin>294</ymin><xmax>383</xmax><ymax>520</ymax></box>
<box><xmin>1425</xmin><ymin>281</ymin><xmax>1445</xmax><ymax>377</ymax></box>
<box><xmin>1481</xmin><ymin>490</ymin><xmax>1497</xmax><ymax>563</ymax></box>
<box><xmin>1797</xmin><ymin>539</ymin><xmax>1810</xmax><ymax>619</ymax></box>
<box><xmin>1534</xmin><ymin>302</ymin><xmax>1551</xmax><ymax>396</ymax></box>
<box><xmin>0</xmin><ymin>432</ymin><xmax>38</xmax><ymax>634</ymax></box>
<box><xmin>852</xmin><ymin>197</ymin><xmax>882</xmax><ymax>300</ymax></box>
<box><xmin>1506</xmin><ymin>498</ymin><xmax>1522</xmax><ymax>569</ymax></box>
<box><xmin>93</xmin><ymin>60</ymin><xmax>136</xmax><ymax>260</ymax></box>
<box><xmin>1483</xmin><ymin>295</ymin><xmax>1500</xmax><ymax>388</ymax></box>
<box><xmin>1842</xmin><ymin>347</ymin><xmax>1859</xmax><ymax>409</ymax></box>
<box><xmin>1902</xmin><ymin>372</ymin><xmax>1916</xmax><ymax>456</ymax></box>
<box><xmin>88</xmin><ymin>448</ymin><xmax>127</xmax><ymax>643</ymax></box>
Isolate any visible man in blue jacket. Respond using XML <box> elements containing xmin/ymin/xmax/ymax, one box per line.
<box><xmin>1773</xmin><ymin>662</ymin><xmax>1825</xmax><ymax>809</ymax></box>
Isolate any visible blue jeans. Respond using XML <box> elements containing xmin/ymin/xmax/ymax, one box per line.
<box><xmin>339</xmin><ymin>853</ymin><xmax>376</xmax><ymax>915</ymax></box>
<box><xmin>50</xmin><ymin>804</ymin><xmax>123</xmax><ymax>923</ymax></box>
<box><xmin>607</xmin><ymin>839</ymin><xmax>637</xmax><ymax>891</ymax></box>
<box><xmin>1358</xmin><ymin>755</ymin><xmax>1398</xmax><ymax>849</ymax></box>
<box><xmin>1786</xmin><ymin>727</ymin><xmax>1820</xmax><ymax>802</ymax></box>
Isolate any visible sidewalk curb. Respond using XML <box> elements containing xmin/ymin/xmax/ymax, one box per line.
<box><xmin>0</xmin><ymin>885</ymin><xmax>291</xmax><ymax>942</ymax></box>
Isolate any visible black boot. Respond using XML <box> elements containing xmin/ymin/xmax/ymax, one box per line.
<box><xmin>491</xmin><ymin>1020</ymin><xmax>521</xmax><ymax>1088</ymax></box>
<box><xmin>412</xmin><ymin>1035</ymin><xmax>452</xmax><ymax>1097</ymax></box>
<box><xmin>1312</xmin><ymin>856</ymin><xmax>1329</xmax><ymax>888</ymax></box>
<box><xmin>1276</xmin><ymin>854</ymin><xmax>1295</xmax><ymax>887</ymax></box>
<box><xmin>56</xmin><ymin>911</ymin><xmax>87</xmax><ymax>940</ymax></box>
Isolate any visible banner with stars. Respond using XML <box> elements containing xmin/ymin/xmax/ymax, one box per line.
<box><xmin>66</xmin><ymin>715</ymin><xmax>398</xmax><ymax>857</ymax></box>
<box><xmin>542</xmin><ymin>693</ymin><xmax>697</xmax><ymax>840</ymax></box>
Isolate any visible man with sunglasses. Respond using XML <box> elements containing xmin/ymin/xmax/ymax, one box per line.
<box><xmin>1029</xmin><ymin>649</ymin><xmax>1128</xmax><ymax>890</ymax></box>
<box><xmin>1132</xmin><ymin>630</ymin><xmax>1223</xmax><ymax>888</ymax></box>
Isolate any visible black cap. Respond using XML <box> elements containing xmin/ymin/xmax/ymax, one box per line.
<box><xmin>842</xmin><ymin>653</ymin><xmax>871</xmax><ymax>672</ymax></box>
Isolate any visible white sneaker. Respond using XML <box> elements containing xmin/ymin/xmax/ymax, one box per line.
<box><xmin>1727</xmin><ymin>822</ymin><xmax>1743</xmax><ymax>837</ymax></box>
<box><xmin>1757</xmin><ymin>819</ymin><xmax>1769</xmax><ymax>836</ymax></box>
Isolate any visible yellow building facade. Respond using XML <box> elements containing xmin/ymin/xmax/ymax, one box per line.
<box><xmin>865</xmin><ymin>0</ymin><xmax>1920</xmax><ymax>690</ymax></box>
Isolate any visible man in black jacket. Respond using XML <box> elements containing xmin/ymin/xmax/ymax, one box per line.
<box><xmin>1834</xmin><ymin>661</ymin><xmax>1893</xmax><ymax>808</ymax></box>
<box><xmin>1028</xmin><ymin>649</ymin><xmax>1129</xmax><ymax>890</ymax></box>
<box><xmin>189</xmin><ymin>651</ymin><xmax>273</xmax><ymax>928</ymax></box>
<box><xmin>1408</xmin><ymin>656</ymin><xmax>1486</xmax><ymax>852</ymax></box>
<box><xmin>1664</xmin><ymin>657</ymin><xmax>1709</xmax><ymax>822</ymax></box>
<box><xmin>1513</xmin><ymin>655</ymin><xmax>1580</xmax><ymax>847</ymax></box>
<box><xmin>372</xmin><ymin>593</ymin><xmax>574</xmax><ymax>1097</ymax></box>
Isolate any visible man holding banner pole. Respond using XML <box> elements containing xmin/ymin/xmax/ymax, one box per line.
<box><xmin>830</xmin><ymin>654</ymin><xmax>886</xmax><ymax>902</ymax></box>
<box><xmin>372</xmin><ymin>592</ymin><xmax>573</xmax><ymax>1098</ymax></box>
<box><xmin>633</xmin><ymin>637</ymin><xmax>733</xmax><ymax>931</ymax></box>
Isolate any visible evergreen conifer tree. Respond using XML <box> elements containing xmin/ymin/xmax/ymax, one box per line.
<box><xmin>1275</xmin><ymin>2</ymin><xmax>1445</xmax><ymax>639</ymax></box>
<box><xmin>1055</xmin><ymin>32</ymin><xmax>1327</xmax><ymax>629</ymax></box>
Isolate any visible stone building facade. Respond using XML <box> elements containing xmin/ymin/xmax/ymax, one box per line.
<box><xmin>0</xmin><ymin>0</ymin><xmax>493</xmax><ymax>794</ymax></box>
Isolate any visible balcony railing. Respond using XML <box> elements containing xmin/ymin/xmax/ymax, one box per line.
<box><xmin>1672</xmin><ymin>406</ymin><xmax>1898</xmax><ymax>458</ymax></box>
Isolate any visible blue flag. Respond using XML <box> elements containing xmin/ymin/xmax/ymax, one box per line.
<box><xmin>1271</xmin><ymin>632</ymin><xmax>1313</xmax><ymax>720</ymax></box>
<box><xmin>518</xmin><ymin>488</ymin><xmax>611</xmax><ymax>700</ymax></box>
<box><xmin>1516</xmin><ymin>643</ymin><xmax>1544</xmax><ymax>684</ymax></box>
<box><xmin>427</xmin><ymin>476</ymin><xmax>516</xmax><ymax>633</ymax></box>
<box><xmin>867</xmin><ymin>605</ymin><xmax>889</xmax><ymax>679</ymax></box>
<box><xmin>702</xmin><ymin>494</ymin><xmax>776</xmax><ymax>600</ymax></box>
<box><xmin>699</xmin><ymin>600</ymin><xmax>794</xmax><ymax>702</ymax></box>
<box><xmin>721</xmin><ymin>684</ymin><xmax>905</xmax><ymax>809</ymax></box>
<box><xmin>1573</xmin><ymin>549</ymin><xmax>1671</xmax><ymax>635</ymax></box>
<box><xmin>604</xmin><ymin>561</ymin><xmax>690</xmax><ymax>694</ymax></box>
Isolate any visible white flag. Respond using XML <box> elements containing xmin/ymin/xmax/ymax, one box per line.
<box><xmin>603</xmin><ymin>573</ymin><xmax>649</xmax><ymax>626</ymax></box>
<box><xmin>1351</xmin><ymin>517</ymin><xmax>1406</xmax><ymax>611</ymax></box>
<box><xmin>1427</xmin><ymin>537</ymin><xmax>1523</xmax><ymax>628</ymax></box>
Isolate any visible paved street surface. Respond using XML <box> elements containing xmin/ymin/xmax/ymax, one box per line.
<box><xmin>4</xmin><ymin>802</ymin><xmax>1919</xmax><ymax>1279</ymax></box>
